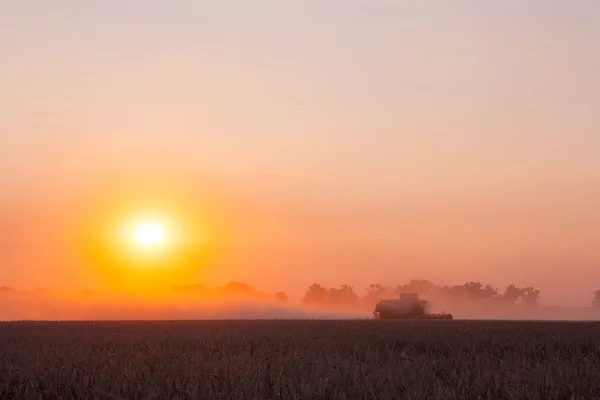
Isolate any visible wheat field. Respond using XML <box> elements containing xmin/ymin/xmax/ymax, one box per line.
<box><xmin>1</xmin><ymin>320</ymin><xmax>599</xmax><ymax>399</ymax></box>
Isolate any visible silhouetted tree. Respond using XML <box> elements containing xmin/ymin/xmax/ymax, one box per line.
<box><xmin>301</xmin><ymin>280</ymin><xmax>545</xmax><ymax>311</ymax></box>
<box><xmin>520</xmin><ymin>287</ymin><xmax>540</xmax><ymax>307</ymax></box>
<box><xmin>482</xmin><ymin>285</ymin><xmax>499</xmax><ymax>299</ymax></box>
<box><xmin>302</xmin><ymin>284</ymin><xmax>329</xmax><ymax>306</ymax></box>
<box><xmin>365</xmin><ymin>284</ymin><xmax>385</xmax><ymax>296</ymax></box>
<box><xmin>446</xmin><ymin>284</ymin><xmax>469</xmax><ymax>299</ymax></box>
<box><xmin>255</xmin><ymin>291</ymin><xmax>266</xmax><ymax>299</ymax></box>
<box><xmin>500</xmin><ymin>285</ymin><xmax>522</xmax><ymax>304</ymax></box>
<box><xmin>327</xmin><ymin>285</ymin><xmax>359</xmax><ymax>307</ymax></box>
<box><xmin>435</xmin><ymin>285</ymin><xmax>452</xmax><ymax>297</ymax></box>
<box><xmin>359</xmin><ymin>284</ymin><xmax>394</xmax><ymax>309</ymax></box>
<box><xmin>593</xmin><ymin>289</ymin><xmax>600</xmax><ymax>309</ymax></box>
<box><xmin>363</xmin><ymin>284</ymin><xmax>388</xmax><ymax>301</ymax></box>
<box><xmin>275</xmin><ymin>291</ymin><xmax>288</xmax><ymax>302</ymax></box>
<box><xmin>458</xmin><ymin>282</ymin><xmax>499</xmax><ymax>299</ymax></box>
<box><xmin>223</xmin><ymin>282</ymin><xmax>254</xmax><ymax>294</ymax></box>
<box><xmin>463</xmin><ymin>281</ymin><xmax>483</xmax><ymax>296</ymax></box>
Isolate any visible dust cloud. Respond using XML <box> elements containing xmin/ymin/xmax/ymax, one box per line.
<box><xmin>0</xmin><ymin>280</ymin><xmax>598</xmax><ymax>321</ymax></box>
<box><xmin>0</xmin><ymin>284</ymin><xmax>364</xmax><ymax>321</ymax></box>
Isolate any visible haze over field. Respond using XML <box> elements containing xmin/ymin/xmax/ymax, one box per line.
<box><xmin>0</xmin><ymin>280</ymin><xmax>598</xmax><ymax>321</ymax></box>
<box><xmin>1</xmin><ymin>1</ymin><xmax>599</xmax><ymax>318</ymax></box>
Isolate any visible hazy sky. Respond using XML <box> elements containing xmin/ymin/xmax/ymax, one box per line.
<box><xmin>1</xmin><ymin>1</ymin><xmax>599</xmax><ymax>305</ymax></box>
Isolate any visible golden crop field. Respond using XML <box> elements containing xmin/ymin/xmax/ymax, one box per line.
<box><xmin>1</xmin><ymin>320</ymin><xmax>599</xmax><ymax>399</ymax></box>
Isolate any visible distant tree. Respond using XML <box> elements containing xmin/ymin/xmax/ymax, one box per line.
<box><xmin>482</xmin><ymin>284</ymin><xmax>499</xmax><ymax>299</ymax></box>
<box><xmin>360</xmin><ymin>284</ymin><xmax>392</xmax><ymax>309</ymax></box>
<box><xmin>365</xmin><ymin>283</ymin><xmax>385</xmax><ymax>295</ymax></box>
<box><xmin>463</xmin><ymin>282</ymin><xmax>484</xmax><ymax>297</ymax></box>
<box><xmin>223</xmin><ymin>282</ymin><xmax>254</xmax><ymax>294</ymax></box>
<box><xmin>0</xmin><ymin>287</ymin><xmax>16</xmax><ymax>299</ymax></box>
<box><xmin>593</xmin><ymin>289</ymin><xmax>600</xmax><ymax>309</ymax></box>
<box><xmin>520</xmin><ymin>287</ymin><xmax>541</xmax><ymax>307</ymax></box>
<box><xmin>363</xmin><ymin>284</ymin><xmax>387</xmax><ymax>300</ymax></box>
<box><xmin>500</xmin><ymin>285</ymin><xmax>522</xmax><ymax>304</ymax></box>
<box><xmin>301</xmin><ymin>284</ymin><xmax>329</xmax><ymax>306</ymax></box>
<box><xmin>275</xmin><ymin>291</ymin><xmax>288</xmax><ymax>302</ymax></box>
<box><xmin>255</xmin><ymin>291</ymin><xmax>266</xmax><ymax>299</ymax></box>
<box><xmin>447</xmin><ymin>284</ymin><xmax>469</xmax><ymax>299</ymax></box>
<box><xmin>461</xmin><ymin>282</ymin><xmax>499</xmax><ymax>299</ymax></box>
<box><xmin>435</xmin><ymin>285</ymin><xmax>452</xmax><ymax>297</ymax></box>
<box><xmin>327</xmin><ymin>285</ymin><xmax>359</xmax><ymax>307</ymax></box>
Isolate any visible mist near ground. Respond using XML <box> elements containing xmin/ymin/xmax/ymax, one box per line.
<box><xmin>0</xmin><ymin>283</ymin><xmax>365</xmax><ymax>321</ymax></box>
<box><xmin>0</xmin><ymin>280</ymin><xmax>598</xmax><ymax>321</ymax></box>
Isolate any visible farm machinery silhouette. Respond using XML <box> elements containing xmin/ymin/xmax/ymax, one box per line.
<box><xmin>373</xmin><ymin>293</ymin><xmax>453</xmax><ymax>320</ymax></box>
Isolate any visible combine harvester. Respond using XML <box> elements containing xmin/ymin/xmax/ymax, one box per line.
<box><xmin>373</xmin><ymin>293</ymin><xmax>453</xmax><ymax>320</ymax></box>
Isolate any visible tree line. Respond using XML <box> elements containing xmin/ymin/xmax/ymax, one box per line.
<box><xmin>2</xmin><ymin>283</ymin><xmax>599</xmax><ymax>310</ymax></box>
<box><xmin>301</xmin><ymin>280</ymin><xmax>600</xmax><ymax>310</ymax></box>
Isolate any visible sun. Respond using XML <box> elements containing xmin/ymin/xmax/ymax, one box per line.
<box><xmin>76</xmin><ymin>186</ymin><xmax>230</xmax><ymax>294</ymax></box>
<box><xmin>134</xmin><ymin>222</ymin><xmax>165</xmax><ymax>247</ymax></box>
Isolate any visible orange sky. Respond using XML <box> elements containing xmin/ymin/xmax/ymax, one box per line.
<box><xmin>1</xmin><ymin>1</ymin><xmax>599</xmax><ymax>306</ymax></box>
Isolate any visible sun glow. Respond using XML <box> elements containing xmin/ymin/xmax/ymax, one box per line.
<box><xmin>75</xmin><ymin>183</ymin><xmax>230</xmax><ymax>295</ymax></box>
<box><xmin>134</xmin><ymin>222</ymin><xmax>164</xmax><ymax>247</ymax></box>
<box><xmin>122</xmin><ymin>213</ymin><xmax>176</xmax><ymax>258</ymax></box>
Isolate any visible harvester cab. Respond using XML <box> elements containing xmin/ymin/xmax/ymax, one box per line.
<box><xmin>373</xmin><ymin>292</ymin><xmax>453</xmax><ymax>320</ymax></box>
